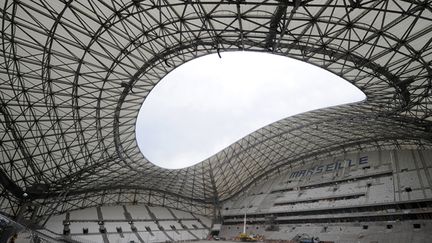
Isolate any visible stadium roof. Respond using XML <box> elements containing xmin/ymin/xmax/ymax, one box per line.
<box><xmin>1</xmin><ymin>0</ymin><xmax>431</xmax><ymax>221</ymax></box>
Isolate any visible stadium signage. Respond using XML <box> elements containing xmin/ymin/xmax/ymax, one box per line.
<box><xmin>289</xmin><ymin>156</ymin><xmax>368</xmax><ymax>178</ymax></box>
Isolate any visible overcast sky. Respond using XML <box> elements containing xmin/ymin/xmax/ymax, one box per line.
<box><xmin>135</xmin><ymin>51</ymin><xmax>366</xmax><ymax>169</ymax></box>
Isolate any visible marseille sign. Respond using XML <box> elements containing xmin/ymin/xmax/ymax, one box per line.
<box><xmin>289</xmin><ymin>156</ymin><xmax>368</xmax><ymax>178</ymax></box>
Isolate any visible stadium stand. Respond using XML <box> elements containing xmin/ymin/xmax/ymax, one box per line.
<box><xmin>219</xmin><ymin>150</ymin><xmax>432</xmax><ymax>242</ymax></box>
<box><xmin>42</xmin><ymin>205</ymin><xmax>210</xmax><ymax>243</ymax></box>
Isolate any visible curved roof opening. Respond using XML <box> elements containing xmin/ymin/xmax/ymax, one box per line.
<box><xmin>136</xmin><ymin>51</ymin><xmax>366</xmax><ymax>169</ymax></box>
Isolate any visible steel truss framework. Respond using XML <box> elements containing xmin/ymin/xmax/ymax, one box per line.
<box><xmin>0</xmin><ymin>0</ymin><xmax>432</xmax><ymax>222</ymax></box>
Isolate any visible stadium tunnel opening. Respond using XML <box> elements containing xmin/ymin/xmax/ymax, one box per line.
<box><xmin>135</xmin><ymin>51</ymin><xmax>366</xmax><ymax>170</ymax></box>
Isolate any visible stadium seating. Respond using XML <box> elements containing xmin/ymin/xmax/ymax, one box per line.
<box><xmin>43</xmin><ymin>204</ymin><xmax>210</xmax><ymax>243</ymax></box>
<box><xmin>219</xmin><ymin>150</ymin><xmax>432</xmax><ymax>243</ymax></box>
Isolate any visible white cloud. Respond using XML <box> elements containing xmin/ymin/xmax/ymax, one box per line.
<box><xmin>136</xmin><ymin>51</ymin><xmax>366</xmax><ymax>169</ymax></box>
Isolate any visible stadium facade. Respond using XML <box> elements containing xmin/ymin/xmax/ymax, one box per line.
<box><xmin>0</xmin><ymin>0</ymin><xmax>431</xmax><ymax>242</ymax></box>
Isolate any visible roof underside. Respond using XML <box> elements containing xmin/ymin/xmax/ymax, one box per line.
<box><xmin>0</xmin><ymin>0</ymin><xmax>432</xmax><ymax>219</ymax></box>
